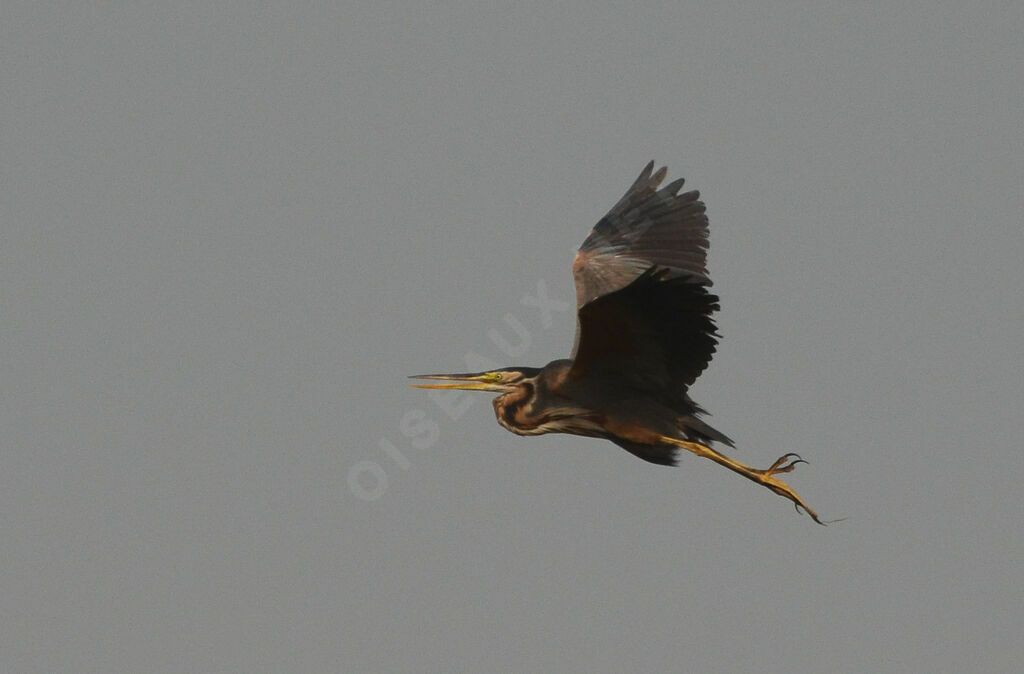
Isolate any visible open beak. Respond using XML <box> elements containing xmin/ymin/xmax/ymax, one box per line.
<box><xmin>408</xmin><ymin>372</ymin><xmax>514</xmax><ymax>393</ymax></box>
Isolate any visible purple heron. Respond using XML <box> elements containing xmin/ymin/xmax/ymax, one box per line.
<box><xmin>412</xmin><ymin>163</ymin><xmax>823</xmax><ymax>523</ymax></box>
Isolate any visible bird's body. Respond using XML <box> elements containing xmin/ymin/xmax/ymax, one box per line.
<box><xmin>413</xmin><ymin>163</ymin><xmax>823</xmax><ymax>523</ymax></box>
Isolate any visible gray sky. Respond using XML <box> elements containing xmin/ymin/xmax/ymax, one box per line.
<box><xmin>3</xmin><ymin>2</ymin><xmax>1022</xmax><ymax>672</ymax></box>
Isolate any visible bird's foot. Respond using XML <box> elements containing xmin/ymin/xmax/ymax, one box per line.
<box><xmin>760</xmin><ymin>452</ymin><xmax>807</xmax><ymax>476</ymax></box>
<box><xmin>661</xmin><ymin>438</ymin><xmax>829</xmax><ymax>525</ymax></box>
<box><xmin>749</xmin><ymin>453</ymin><xmax>824</xmax><ymax>525</ymax></box>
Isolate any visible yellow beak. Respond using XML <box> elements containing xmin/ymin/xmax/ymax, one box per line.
<box><xmin>408</xmin><ymin>372</ymin><xmax>514</xmax><ymax>393</ymax></box>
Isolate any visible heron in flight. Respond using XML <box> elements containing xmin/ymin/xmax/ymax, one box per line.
<box><xmin>412</xmin><ymin>163</ymin><xmax>823</xmax><ymax>523</ymax></box>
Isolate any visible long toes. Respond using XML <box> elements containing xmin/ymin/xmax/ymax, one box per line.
<box><xmin>771</xmin><ymin>459</ymin><xmax>807</xmax><ymax>475</ymax></box>
<box><xmin>765</xmin><ymin>453</ymin><xmax>807</xmax><ymax>475</ymax></box>
<box><xmin>770</xmin><ymin>452</ymin><xmax>801</xmax><ymax>468</ymax></box>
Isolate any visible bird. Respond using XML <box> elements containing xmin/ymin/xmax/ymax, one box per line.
<box><xmin>411</xmin><ymin>162</ymin><xmax>823</xmax><ymax>523</ymax></box>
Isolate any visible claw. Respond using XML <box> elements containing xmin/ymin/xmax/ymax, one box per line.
<box><xmin>659</xmin><ymin>436</ymin><xmax>832</xmax><ymax>525</ymax></box>
<box><xmin>762</xmin><ymin>453</ymin><xmax>807</xmax><ymax>477</ymax></box>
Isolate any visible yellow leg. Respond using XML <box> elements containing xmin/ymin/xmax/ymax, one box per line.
<box><xmin>661</xmin><ymin>436</ymin><xmax>825</xmax><ymax>525</ymax></box>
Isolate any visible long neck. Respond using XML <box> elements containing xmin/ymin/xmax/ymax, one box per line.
<box><xmin>493</xmin><ymin>380</ymin><xmax>542</xmax><ymax>435</ymax></box>
<box><xmin>493</xmin><ymin>362</ymin><xmax>604</xmax><ymax>437</ymax></box>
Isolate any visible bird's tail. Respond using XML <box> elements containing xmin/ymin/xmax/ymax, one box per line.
<box><xmin>681</xmin><ymin>415</ymin><xmax>734</xmax><ymax>448</ymax></box>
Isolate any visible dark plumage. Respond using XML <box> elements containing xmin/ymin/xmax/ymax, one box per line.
<box><xmin>413</xmin><ymin>163</ymin><xmax>824</xmax><ymax>523</ymax></box>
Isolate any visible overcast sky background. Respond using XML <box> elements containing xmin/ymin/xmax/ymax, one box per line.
<box><xmin>3</xmin><ymin>2</ymin><xmax>1022</xmax><ymax>672</ymax></box>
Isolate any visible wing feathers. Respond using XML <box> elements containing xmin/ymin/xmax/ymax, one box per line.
<box><xmin>569</xmin><ymin>164</ymin><xmax>722</xmax><ymax>402</ymax></box>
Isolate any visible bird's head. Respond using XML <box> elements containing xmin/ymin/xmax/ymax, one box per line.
<box><xmin>411</xmin><ymin>366</ymin><xmax>567</xmax><ymax>436</ymax></box>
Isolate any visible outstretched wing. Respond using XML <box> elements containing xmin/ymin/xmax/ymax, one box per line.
<box><xmin>569</xmin><ymin>163</ymin><xmax>721</xmax><ymax>397</ymax></box>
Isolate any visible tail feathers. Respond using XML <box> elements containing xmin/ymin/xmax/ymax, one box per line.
<box><xmin>681</xmin><ymin>416</ymin><xmax>734</xmax><ymax>448</ymax></box>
